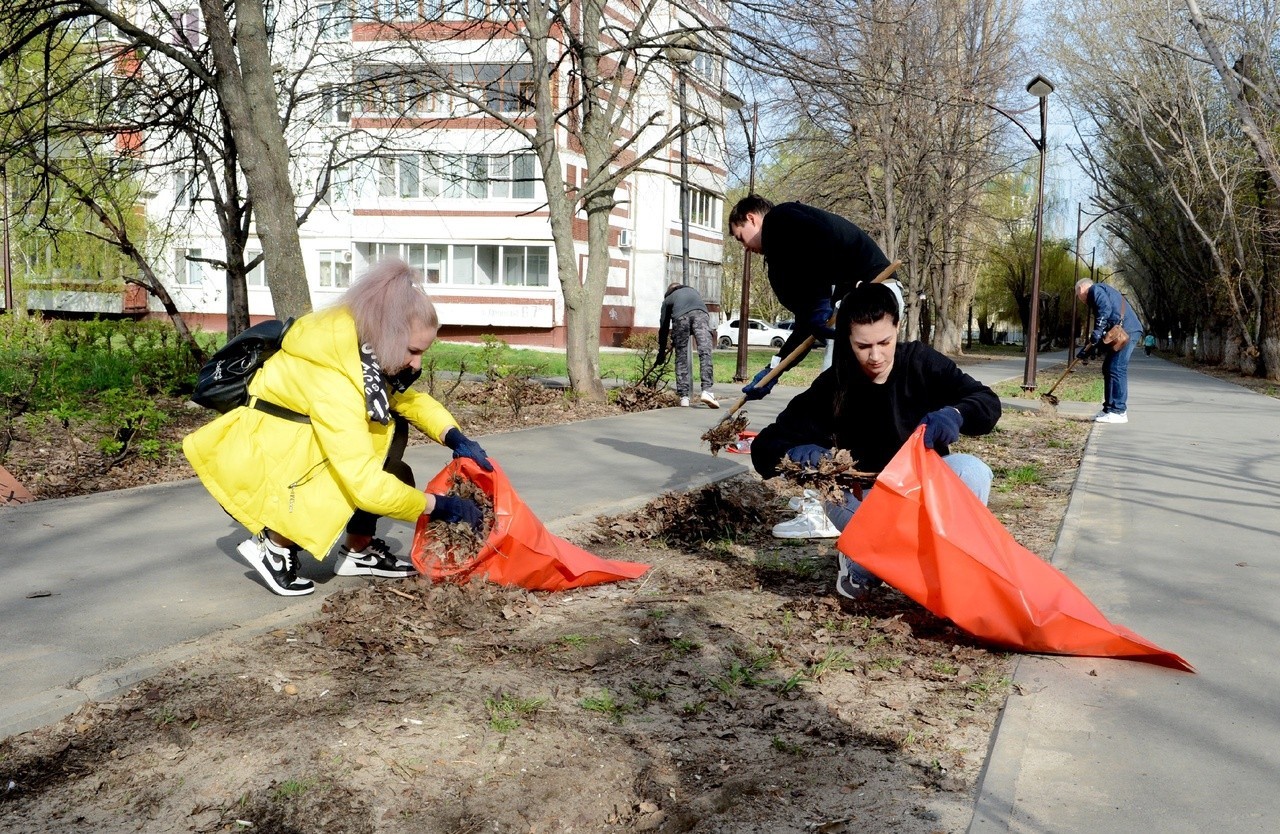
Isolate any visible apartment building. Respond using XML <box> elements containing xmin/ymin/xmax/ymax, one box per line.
<box><xmin>146</xmin><ymin>0</ymin><xmax>735</xmax><ymax>347</ymax></box>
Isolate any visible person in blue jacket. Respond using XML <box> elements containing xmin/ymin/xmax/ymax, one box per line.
<box><xmin>1075</xmin><ymin>278</ymin><xmax>1144</xmax><ymax>424</ymax></box>
<box><xmin>728</xmin><ymin>195</ymin><xmax>893</xmax><ymax>399</ymax></box>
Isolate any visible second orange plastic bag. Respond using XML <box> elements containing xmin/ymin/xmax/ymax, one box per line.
<box><xmin>411</xmin><ymin>458</ymin><xmax>650</xmax><ymax>591</ymax></box>
<box><xmin>838</xmin><ymin>428</ymin><xmax>1193</xmax><ymax>671</ymax></box>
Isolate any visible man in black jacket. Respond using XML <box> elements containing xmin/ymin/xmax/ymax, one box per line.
<box><xmin>728</xmin><ymin>195</ymin><xmax>893</xmax><ymax>400</ymax></box>
<box><xmin>751</xmin><ymin>282</ymin><xmax>1001</xmax><ymax>600</ymax></box>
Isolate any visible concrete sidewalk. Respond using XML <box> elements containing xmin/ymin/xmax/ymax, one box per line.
<box><xmin>971</xmin><ymin>351</ymin><xmax>1280</xmax><ymax>833</ymax></box>
<box><xmin>0</xmin><ymin>383</ymin><xmax>788</xmax><ymax>740</ymax></box>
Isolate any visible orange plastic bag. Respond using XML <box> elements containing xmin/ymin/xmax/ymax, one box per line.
<box><xmin>410</xmin><ymin>458</ymin><xmax>650</xmax><ymax>591</ymax></box>
<box><xmin>838</xmin><ymin>428</ymin><xmax>1193</xmax><ymax>671</ymax></box>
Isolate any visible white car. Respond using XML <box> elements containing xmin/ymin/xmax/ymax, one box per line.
<box><xmin>716</xmin><ymin>318</ymin><xmax>790</xmax><ymax>349</ymax></box>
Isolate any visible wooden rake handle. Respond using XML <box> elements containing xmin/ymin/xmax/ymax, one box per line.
<box><xmin>716</xmin><ymin>260</ymin><xmax>903</xmax><ymax>423</ymax></box>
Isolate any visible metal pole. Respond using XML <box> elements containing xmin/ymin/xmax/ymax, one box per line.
<box><xmin>1</xmin><ymin>161</ymin><xmax>11</xmax><ymax>315</ymax></box>
<box><xmin>679</xmin><ymin>68</ymin><xmax>690</xmax><ymax>287</ymax></box>
<box><xmin>1070</xmin><ymin>203</ymin><xmax>1082</xmax><ymax>359</ymax></box>
<box><xmin>734</xmin><ymin>105</ymin><xmax>756</xmax><ymax>382</ymax></box>
<box><xmin>1021</xmin><ymin>95</ymin><xmax>1048</xmax><ymax>391</ymax></box>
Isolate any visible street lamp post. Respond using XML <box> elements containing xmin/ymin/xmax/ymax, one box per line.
<box><xmin>666</xmin><ymin>35</ymin><xmax>697</xmax><ymax>288</ymax></box>
<box><xmin>1022</xmin><ymin>74</ymin><xmax>1053</xmax><ymax>391</ymax></box>
<box><xmin>1</xmin><ymin>161</ymin><xmax>11</xmax><ymax>315</ymax></box>
<box><xmin>735</xmin><ymin>103</ymin><xmax>757</xmax><ymax>381</ymax></box>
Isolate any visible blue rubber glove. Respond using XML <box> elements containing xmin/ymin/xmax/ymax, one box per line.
<box><xmin>787</xmin><ymin>444</ymin><xmax>831</xmax><ymax>468</ymax></box>
<box><xmin>808</xmin><ymin>298</ymin><xmax>838</xmax><ymax>340</ymax></box>
<box><xmin>742</xmin><ymin>365</ymin><xmax>778</xmax><ymax>401</ymax></box>
<box><xmin>920</xmin><ymin>407</ymin><xmax>963</xmax><ymax>450</ymax></box>
<box><xmin>429</xmin><ymin>494</ymin><xmax>484</xmax><ymax>530</ymax></box>
<box><xmin>444</xmin><ymin>427</ymin><xmax>493</xmax><ymax>472</ymax></box>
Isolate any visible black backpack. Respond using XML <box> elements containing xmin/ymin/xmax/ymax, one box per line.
<box><xmin>192</xmin><ymin>318</ymin><xmax>294</xmax><ymax>413</ymax></box>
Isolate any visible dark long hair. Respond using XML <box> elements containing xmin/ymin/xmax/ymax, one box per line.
<box><xmin>832</xmin><ymin>282</ymin><xmax>900</xmax><ymax>420</ymax></box>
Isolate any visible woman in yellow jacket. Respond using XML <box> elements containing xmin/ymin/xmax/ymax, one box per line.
<box><xmin>184</xmin><ymin>259</ymin><xmax>490</xmax><ymax>596</ymax></box>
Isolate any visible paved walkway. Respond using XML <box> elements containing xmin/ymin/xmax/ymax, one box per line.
<box><xmin>971</xmin><ymin>351</ymin><xmax>1280</xmax><ymax>833</ymax></box>
<box><xmin>3</xmin><ymin>349</ymin><xmax>1278</xmax><ymax>832</ymax></box>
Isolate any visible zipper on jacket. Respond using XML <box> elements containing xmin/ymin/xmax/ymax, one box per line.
<box><xmin>287</xmin><ymin>458</ymin><xmax>330</xmax><ymax>513</ymax></box>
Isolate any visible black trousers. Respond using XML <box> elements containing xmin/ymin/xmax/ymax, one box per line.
<box><xmin>346</xmin><ymin>415</ymin><xmax>414</xmax><ymax>538</ymax></box>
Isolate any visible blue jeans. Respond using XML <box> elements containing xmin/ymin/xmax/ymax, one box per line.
<box><xmin>1101</xmin><ymin>331</ymin><xmax>1141</xmax><ymax>414</ymax></box>
<box><xmin>828</xmin><ymin>453</ymin><xmax>994</xmax><ymax>587</ymax></box>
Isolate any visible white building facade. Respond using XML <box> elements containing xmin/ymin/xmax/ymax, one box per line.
<box><xmin>146</xmin><ymin>0</ymin><xmax>735</xmax><ymax>347</ymax></box>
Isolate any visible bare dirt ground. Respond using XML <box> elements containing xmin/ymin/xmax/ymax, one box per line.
<box><xmin>0</xmin><ymin>373</ymin><xmax>1090</xmax><ymax>834</ymax></box>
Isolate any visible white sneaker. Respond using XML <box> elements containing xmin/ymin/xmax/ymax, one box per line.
<box><xmin>679</xmin><ymin>396</ymin><xmax>690</xmax><ymax>407</ymax></box>
<box><xmin>700</xmin><ymin>391</ymin><xmax>719</xmax><ymax>409</ymax></box>
<box><xmin>787</xmin><ymin>489</ymin><xmax>821</xmax><ymax>512</ymax></box>
<box><xmin>772</xmin><ymin>497</ymin><xmax>841</xmax><ymax>539</ymax></box>
<box><xmin>1095</xmin><ymin>411</ymin><xmax>1128</xmax><ymax>424</ymax></box>
<box><xmin>835</xmin><ymin>555</ymin><xmax>881</xmax><ymax>600</ymax></box>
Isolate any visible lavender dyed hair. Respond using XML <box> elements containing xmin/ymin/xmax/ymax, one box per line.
<box><xmin>341</xmin><ymin>258</ymin><xmax>438</xmax><ymax>373</ymax></box>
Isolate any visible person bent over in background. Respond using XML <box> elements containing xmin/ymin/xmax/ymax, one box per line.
<box><xmin>655</xmin><ymin>282</ymin><xmax>718</xmax><ymax>408</ymax></box>
<box><xmin>1075</xmin><ymin>278</ymin><xmax>1143</xmax><ymax>424</ymax></box>
<box><xmin>750</xmin><ymin>281</ymin><xmax>1001</xmax><ymax>600</ymax></box>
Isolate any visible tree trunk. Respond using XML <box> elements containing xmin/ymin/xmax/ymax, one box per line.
<box><xmin>199</xmin><ymin>0</ymin><xmax>311</xmax><ymax>320</ymax></box>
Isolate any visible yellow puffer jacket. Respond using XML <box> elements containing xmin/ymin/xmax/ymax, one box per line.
<box><xmin>183</xmin><ymin>307</ymin><xmax>458</xmax><ymax>558</ymax></box>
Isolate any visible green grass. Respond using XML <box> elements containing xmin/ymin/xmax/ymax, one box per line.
<box><xmin>485</xmin><ymin>693</ymin><xmax>547</xmax><ymax>732</ymax></box>
<box><xmin>580</xmin><ymin>690</ymin><xmax>630</xmax><ymax>722</ymax></box>
<box><xmin>993</xmin><ymin>369</ymin><xmax>1104</xmax><ymax>403</ymax></box>
<box><xmin>427</xmin><ymin>339</ymin><xmax>826</xmax><ymax>387</ymax></box>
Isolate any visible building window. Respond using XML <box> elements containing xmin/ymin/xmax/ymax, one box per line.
<box><xmin>321</xmin><ymin>86</ymin><xmax>351</xmax><ymax>123</ymax></box>
<box><xmin>356</xmin><ymin>242</ymin><xmax>548</xmax><ymax>287</ymax></box>
<box><xmin>665</xmin><ymin>256</ymin><xmax>721</xmax><ymax>305</ymax></box>
<box><xmin>423</xmin><ymin>0</ymin><xmax>492</xmax><ymax>21</ymax></box>
<box><xmin>176</xmin><ymin>248</ymin><xmax>203</xmax><ymax>285</ymax></box>
<box><xmin>355</xmin><ymin>62</ymin><xmax>531</xmax><ymax>116</ymax></box>
<box><xmin>378</xmin><ymin>152</ymin><xmax>540</xmax><ymax>200</ymax></box>
<box><xmin>246</xmin><ymin>250</ymin><xmax>266</xmax><ymax>287</ymax></box>
<box><xmin>318</xmin><ymin>250</ymin><xmax>352</xmax><ymax>288</ymax></box>
<box><xmin>171</xmin><ymin>8</ymin><xmax>201</xmax><ymax>46</ymax></box>
<box><xmin>693</xmin><ymin>51</ymin><xmax>718</xmax><ymax>85</ymax></box>
<box><xmin>357</xmin><ymin>0</ymin><xmax>417</xmax><ymax>21</ymax></box>
<box><xmin>680</xmin><ymin>188</ymin><xmax>721</xmax><ymax>229</ymax></box>
<box><xmin>175</xmin><ymin>170</ymin><xmax>197</xmax><ymax>206</ymax></box>
<box><xmin>316</xmin><ymin>0</ymin><xmax>352</xmax><ymax>39</ymax></box>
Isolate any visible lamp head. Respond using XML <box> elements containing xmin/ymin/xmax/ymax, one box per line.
<box><xmin>666</xmin><ymin>33</ymin><xmax>699</xmax><ymax>64</ymax></box>
<box><xmin>1026</xmin><ymin>74</ymin><xmax>1055</xmax><ymax>98</ymax></box>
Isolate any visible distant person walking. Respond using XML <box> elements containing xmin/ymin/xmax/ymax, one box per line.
<box><xmin>655</xmin><ymin>283</ymin><xmax>718</xmax><ymax>408</ymax></box>
<box><xmin>1076</xmin><ymin>278</ymin><xmax>1143</xmax><ymax>424</ymax></box>
<box><xmin>1143</xmin><ymin>333</ymin><xmax>1156</xmax><ymax>356</ymax></box>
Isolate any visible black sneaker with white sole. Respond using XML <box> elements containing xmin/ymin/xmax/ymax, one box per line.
<box><xmin>334</xmin><ymin>538</ymin><xmax>418</xmax><ymax>578</ymax></box>
<box><xmin>238</xmin><ymin>534</ymin><xmax>315</xmax><ymax>596</ymax></box>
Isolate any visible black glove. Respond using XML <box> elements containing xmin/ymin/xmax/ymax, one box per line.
<box><xmin>787</xmin><ymin>444</ymin><xmax>831</xmax><ymax>468</ymax></box>
<box><xmin>1076</xmin><ymin>342</ymin><xmax>1097</xmax><ymax>363</ymax></box>
<box><xmin>444</xmin><ymin>427</ymin><xmax>493</xmax><ymax>472</ymax></box>
<box><xmin>429</xmin><ymin>494</ymin><xmax>484</xmax><ymax>530</ymax></box>
<box><xmin>920</xmin><ymin>407</ymin><xmax>963</xmax><ymax>450</ymax></box>
<box><xmin>655</xmin><ymin>348</ymin><xmax>668</xmax><ymax>365</ymax></box>
<box><xmin>808</xmin><ymin>298</ymin><xmax>838</xmax><ymax>341</ymax></box>
<box><xmin>742</xmin><ymin>365</ymin><xmax>778</xmax><ymax>401</ymax></box>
